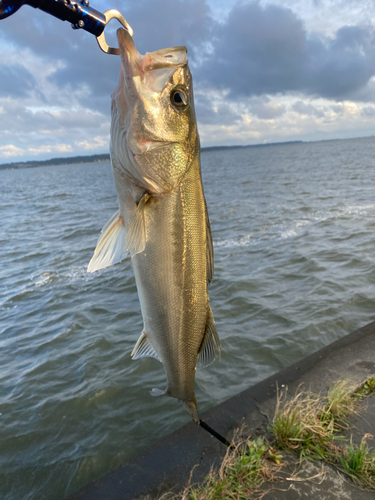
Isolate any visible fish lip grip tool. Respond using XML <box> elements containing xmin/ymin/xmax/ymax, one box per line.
<box><xmin>96</xmin><ymin>9</ymin><xmax>133</xmax><ymax>54</ymax></box>
<box><xmin>0</xmin><ymin>0</ymin><xmax>133</xmax><ymax>53</ymax></box>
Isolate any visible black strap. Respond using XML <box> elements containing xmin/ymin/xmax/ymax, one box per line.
<box><xmin>198</xmin><ymin>419</ymin><xmax>235</xmax><ymax>450</ymax></box>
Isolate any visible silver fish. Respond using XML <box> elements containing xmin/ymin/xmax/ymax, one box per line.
<box><xmin>88</xmin><ymin>28</ymin><xmax>220</xmax><ymax>422</ymax></box>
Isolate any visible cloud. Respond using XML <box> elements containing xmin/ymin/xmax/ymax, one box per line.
<box><xmin>194</xmin><ymin>91</ymin><xmax>242</xmax><ymax>125</ymax></box>
<box><xmin>1</xmin><ymin>0</ymin><xmax>375</xmax><ymax>161</ymax></box>
<box><xmin>198</xmin><ymin>2</ymin><xmax>307</xmax><ymax>96</ymax></box>
<box><xmin>362</xmin><ymin>105</ymin><xmax>375</xmax><ymax>116</ymax></box>
<box><xmin>0</xmin><ymin>144</ymin><xmax>25</xmax><ymax>157</ymax></box>
<box><xmin>198</xmin><ymin>2</ymin><xmax>375</xmax><ymax>102</ymax></box>
<box><xmin>75</xmin><ymin>136</ymin><xmax>109</xmax><ymax>150</ymax></box>
<box><xmin>0</xmin><ymin>63</ymin><xmax>36</xmax><ymax>97</ymax></box>
<box><xmin>307</xmin><ymin>25</ymin><xmax>375</xmax><ymax>99</ymax></box>
<box><xmin>292</xmin><ymin>100</ymin><xmax>325</xmax><ymax>117</ymax></box>
<box><xmin>3</xmin><ymin>1</ymin><xmax>375</xmax><ymax>105</ymax></box>
<box><xmin>27</xmin><ymin>144</ymin><xmax>73</xmax><ymax>154</ymax></box>
<box><xmin>113</xmin><ymin>0</ymin><xmax>213</xmax><ymax>57</ymax></box>
<box><xmin>250</xmin><ymin>98</ymin><xmax>286</xmax><ymax>119</ymax></box>
<box><xmin>0</xmin><ymin>98</ymin><xmax>110</xmax><ymax>160</ymax></box>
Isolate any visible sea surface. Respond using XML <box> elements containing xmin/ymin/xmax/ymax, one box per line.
<box><xmin>1</xmin><ymin>136</ymin><xmax>375</xmax><ymax>499</ymax></box>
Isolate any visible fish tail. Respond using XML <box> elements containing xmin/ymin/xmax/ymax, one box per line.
<box><xmin>180</xmin><ymin>395</ymin><xmax>200</xmax><ymax>424</ymax></box>
<box><xmin>150</xmin><ymin>388</ymin><xmax>200</xmax><ymax>423</ymax></box>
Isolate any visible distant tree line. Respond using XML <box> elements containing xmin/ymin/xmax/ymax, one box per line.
<box><xmin>0</xmin><ymin>141</ymin><xmax>304</xmax><ymax>171</ymax></box>
<box><xmin>0</xmin><ymin>154</ymin><xmax>111</xmax><ymax>170</ymax></box>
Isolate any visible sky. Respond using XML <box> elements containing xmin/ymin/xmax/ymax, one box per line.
<box><xmin>1</xmin><ymin>0</ymin><xmax>375</xmax><ymax>163</ymax></box>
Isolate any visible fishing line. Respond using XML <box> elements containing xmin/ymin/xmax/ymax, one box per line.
<box><xmin>198</xmin><ymin>419</ymin><xmax>235</xmax><ymax>450</ymax></box>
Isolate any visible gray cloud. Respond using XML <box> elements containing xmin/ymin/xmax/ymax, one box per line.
<box><xmin>362</xmin><ymin>105</ymin><xmax>375</xmax><ymax>116</ymax></box>
<box><xmin>3</xmin><ymin>0</ymin><xmax>375</xmax><ymax>107</ymax></box>
<box><xmin>198</xmin><ymin>2</ymin><xmax>375</xmax><ymax>101</ymax></box>
<box><xmin>0</xmin><ymin>8</ymin><xmax>80</xmax><ymax>58</ymax></box>
<box><xmin>292</xmin><ymin>100</ymin><xmax>325</xmax><ymax>117</ymax></box>
<box><xmin>250</xmin><ymin>98</ymin><xmax>286</xmax><ymax>119</ymax></box>
<box><xmin>2</xmin><ymin>0</ymin><xmax>375</xmax><ymax>162</ymax></box>
<box><xmin>116</xmin><ymin>0</ymin><xmax>213</xmax><ymax>57</ymax></box>
<box><xmin>0</xmin><ymin>0</ymin><xmax>213</xmax><ymax>110</ymax></box>
<box><xmin>0</xmin><ymin>63</ymin><xmax>36</xmax><ymax>97</ymax></box>
<box><xmin>307</xmin><ymin>25</ymin><xmax>375</xmax><ymax>99</ymax></box>
<box><xmin>195</xmin><ymin>94</ymin><xmax>241</xmax><ymax>125</ymax></box>
<box><xmin>0</xmin><ymin>5</ymin><xmax>122</xmax><ymax>109</ymax></box>
<box><xmin>199</xmin><ymin>2</ymin><xmax>307</xmax><ymax>96</ymax></box>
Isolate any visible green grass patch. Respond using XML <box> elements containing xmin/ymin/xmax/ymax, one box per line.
<box><xmin>164</xmin><ymin>436</ymin><xmax>282</xmax><ymax>500</ymax></box>
<box><xmin>356</xmin><ymin>375</ymin><xmax>375</xmax><ymax>398</ymax></box>
<box><xmin>272</xmin><ymin>378</ymin><xmax>375</xmax><ymax>490</ymax></box>
<box><xmin>165</xmin><ymin>376</ymin><xmax>375</xmax><ymax>499</ymax></box>
<box><xmin>272</xmin><ymin>388</ymin><xmax>343</xmax><ymax>463</ymax></box>
<box><xmin>340</xmin><ymin>435</ymin><xmax>375</xmax><ymax>489</ymax></box>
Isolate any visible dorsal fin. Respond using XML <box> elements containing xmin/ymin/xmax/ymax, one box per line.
<box><xmin>197</xmin><ymin>304</ymin><xmax>220</xmax><ymax>368</ymax></box>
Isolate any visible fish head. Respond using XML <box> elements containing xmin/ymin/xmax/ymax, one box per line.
<box><xmin>111</xmin><ymin>28</ymin><xmax>199</xmax><ymax>194</ymax></box>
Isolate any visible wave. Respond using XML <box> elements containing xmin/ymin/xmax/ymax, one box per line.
<box><xmin>214</xmin><ymin>202</ymin><xmax>375</xmax><ymax>250</ymax></box>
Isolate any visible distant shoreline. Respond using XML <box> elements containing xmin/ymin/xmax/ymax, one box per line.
<box><xmin>0</xmin><ymin>141</ymin><xmax>304</xmax><ymax>171</ymax></box>
<box><xmin>0</xmin><ymin>154</ymin><xmax>111</xmax><ymax>171</ymax></box>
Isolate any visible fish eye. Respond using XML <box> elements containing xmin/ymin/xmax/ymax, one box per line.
<box><xmin>170</xmin><ymin>89</ymin><xmax>188</xmax><ymax>109</ymax></box>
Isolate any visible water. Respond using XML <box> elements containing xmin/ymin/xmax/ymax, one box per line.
<box><xmin>1</xmin><ymin>136</ymin><xmax>375</xmax><ymax>499</ymax></box>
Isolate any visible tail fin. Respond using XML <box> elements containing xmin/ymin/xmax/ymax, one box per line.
<box><xmin>180</xmin><ymin>394</ymin><xmax>200</xmax><ymax>424</ymax></box>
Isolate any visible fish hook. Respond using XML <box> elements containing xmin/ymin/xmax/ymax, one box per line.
<box><xmin>96</xmin><ymin>9</ymin><xmax>133</xmax><ymax>55</ymax></box>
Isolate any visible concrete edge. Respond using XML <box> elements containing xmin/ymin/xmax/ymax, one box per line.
<box><xmin>64</xmin><ymin>320</ymin><xmax>375</xmax><ymax>500</ymax></box>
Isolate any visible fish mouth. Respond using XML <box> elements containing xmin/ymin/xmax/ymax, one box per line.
<box><xmin>117</xmin><ymin>28</ymin><xmax>142</xmax><ymax>81</ymax></box>
<box><xmin>117</xmin><ymin>28</ymin><xmax>187</xmax><ymax>79</ymax></box>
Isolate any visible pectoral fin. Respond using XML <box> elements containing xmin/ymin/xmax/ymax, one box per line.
<box><xmin>131</xmin><ymin>330</ymin><xmax>162</xmax><ymax>362</ymax></box>
<box><xmin>125</xmin><ymin>193</ymin><xmax>151</xmax><ymax>256</ymax></box>
<box><xmin>197</xmin><ymin>304</ymin><xmax>220</xmax><ymax>367</ymax></box>
<box><xmin>87</xmin><ymin>211</ymin><xmax>126</xmax><ymax>273</ymax></box>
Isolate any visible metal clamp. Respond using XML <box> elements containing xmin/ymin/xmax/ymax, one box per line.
<box><xmin>96</xmin><ymin>9</ymin><xmax>133</xmax><ymax>55</ymax></box>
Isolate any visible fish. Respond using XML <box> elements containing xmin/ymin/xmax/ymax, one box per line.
<box><xmin>87</xmin><ymin>28</ymin><xmax>220</xmax><ymax>423</ymax></box>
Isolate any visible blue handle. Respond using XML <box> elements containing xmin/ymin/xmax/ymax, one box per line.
<box><xmin>0</xmin><ymin>0</ymin><xmax>106</xmax><ymax>37</ymax></box>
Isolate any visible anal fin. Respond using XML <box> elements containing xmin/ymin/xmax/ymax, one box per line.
<box><xmin>87</xmin><ymin>211</ymin><xmax>126</xmax><ymax>273</ymax></box>
<box><xmin>197</xmin><ymin>304</ymin><xmax>220</xmax><ymax>367</ymax></box>
<box><xmin>131</xmin><ymin>330</ymin><xmax>162</xmax><ymax>362</ymax></box>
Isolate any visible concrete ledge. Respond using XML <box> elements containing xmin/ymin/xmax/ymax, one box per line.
<box><xmin>65</xmin><ymin>321</ymin><xmax>375</xmax><ymax>500</ymax></box>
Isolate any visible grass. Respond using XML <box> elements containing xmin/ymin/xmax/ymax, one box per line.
<box><xmin>324</xmin><ymin>379</ymin><xmax>360</xmax><ymax>426</ymax></box>
<box><xmin>356</xmin><ymin>375</ymin><xmax>375</xmax><ymax>398</ymax></box>
<box><xmin>164</xmin><ymin>436</ymin><xmax>283</xmax><ymax>500</ymax></box>
<box><xmin>340</xmin><ymin>435</ymin><xmax>375</xmax><ymax>488</ymax></box>
<box><xmin>272</xmin><ymin>388</ymin><xmax>342</xmax><ymax>463</ymax></box>
<box><xmin>272</xmin><ymin>378</ymin><xmax>375</xmax><ymax>489</ymax></box>
<box><xmin>164</xmin><ymin>376</ymin><xmax>375</xmax><ymax>499</ymax></box>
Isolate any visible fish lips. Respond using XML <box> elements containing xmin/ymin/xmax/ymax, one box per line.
<box><xmin>117</xmin><ymin>28</ymin><xmax>143</xmax><ymax>98</ymax></box>
<box><xmin>117</xmin><ymin>28</ymin><xmax>188</xmax><ymax>93</ymax></box>
<box><xmin>118</xmin><ymin>29</ymin><xmax>140</xmax><ymax>69</ymax></box>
